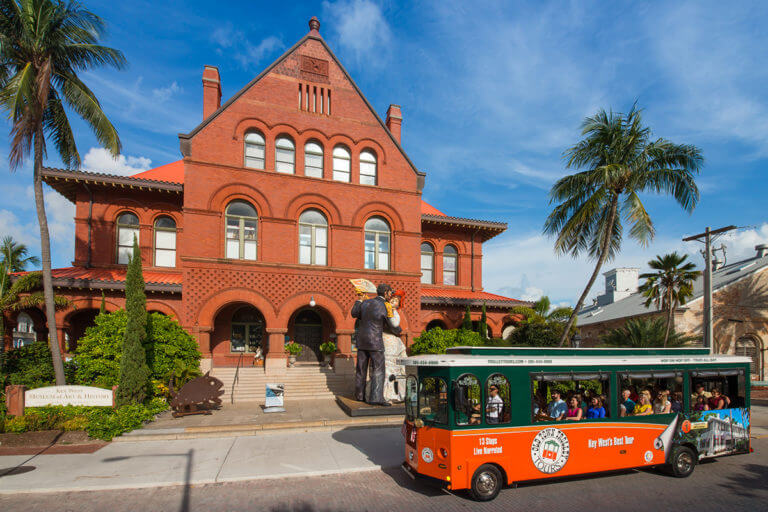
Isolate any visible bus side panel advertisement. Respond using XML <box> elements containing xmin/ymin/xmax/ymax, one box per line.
<box><xmin>673</xmin><ymin>408</ymin><xmax>750</xmax><ymax>458</ymax></box>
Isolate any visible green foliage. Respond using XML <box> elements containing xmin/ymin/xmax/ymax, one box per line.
<box><xmin>0</xmin><ymin>340</ymin><xmax>55</xmax><ymax>388</ymax></box>
<box><xmin>84</xmin><ymin>398</ymin><xmax>167</xmax><ymax>441</ymax></box>
<box><xmin>410</xmin><ymin>327</ymin><xmax>484</xmax><ymax>355</ymax></box>
<box><xmin>319</xmin><ymin>341</ymin><xmax>337</xmax><ymax>355</ymax></box>
<box><xmin>508</xmin><ymin>296</ymin><xmax>576</xmax><ymax>346</ymax></box>
<box><xmin>479</xmin><ymin>302</ymin><xmax>488</xmax><ymax>340</ymax></box>
<box><xmin>99</xmin><ymin>290</ymin><xmax>106</xmax><ymax>315</ymax></box>
<box><xmin>116</xmin><ymin>239</ymin><xmax>151</xmax><ymax>406</ymax></box>
<box><xmin>601</xmin><ymin>317</ymin><xmax>699</xmax><ymax>347</ymax></box>
<box><xmin>285</xmin><ymin>341</ymin><xmax>303</xmax><ymax>356</ymax></box>
<box><xmin>74</xmin><ymin>310</ymin><xmax>201</xmax><ymax>390</ymax></box>
<box><xmin>462</xmin><ymin>306</ymin><xmax>472</xmax><ymax>331</ymax></box>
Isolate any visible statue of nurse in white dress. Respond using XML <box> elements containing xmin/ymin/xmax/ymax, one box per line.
<box><xmin>382</xmin><ymin>292</ymin><xmax>407</xmax><ymax>402</ymax></box>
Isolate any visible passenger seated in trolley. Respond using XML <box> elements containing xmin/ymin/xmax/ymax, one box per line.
<box><xmin>708</xmin><ymin>388</ymin><xmax>728</xmax><ymax>410</ymax></box>
<box><xmin>693</xmin><ymin>395</ymin><xmax>710</xmax><ymax>411</ymax></box>
<box><xmin>565</xmin><ymin>396</ymin><xmax>583</xmax><ymax>421</ymax></box>
<box><xmin>586</xmin><ymin>396</ymin><xmax>606</xmax><ymax>418</ymax></box>
<box><xmin>619</xmin><ymin>389</ymin><xmax>636</xmax><ymax>417</ymax></box>
<box><xmin>547</xmin><ymin>390</ymin><xmax>567</xmax><ymax>421</ymax></box>
<box><xmin>633</xmin><ymin>391</ymin><xmax>653</xmax><ymax>416</ymax></box>
<box><xmin>486</xmin><ymin>384</ymin><xmax>504</xmax><ymax>424</ymax></box>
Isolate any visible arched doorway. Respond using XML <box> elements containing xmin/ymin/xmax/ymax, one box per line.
<box><xmin>66</xmin><ymin>308</ymin><xmax>100</xmax><ymax>353</ymax></box>
<box><xmin>230</xmin><ymin>306</ymin><xmax>265</xmax><ymax>355</ymax></box>
<box><xmin>292</xmin><ymin>309</ymin><xmax>323</xmax><ymax>362</ymax></box>
<box><xmin>736</xmin><ymin>336</ymin><xmax>763</xmax><ymax>380</ymax></box>
<box><xmin>425</xmin><ymin>320</ymin><xmax>447</xmax><ymax>332</ymax></box>
<box><xmin>12</xmin><ymin>312</ymin><xmax>36</xmax><ymax>348</ymax></box>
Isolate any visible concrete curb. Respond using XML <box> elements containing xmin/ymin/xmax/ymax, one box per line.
<box><xmin>114</xmin><ymin>416</ymin><xmax>403</xmax><ymax>442</ymax></box>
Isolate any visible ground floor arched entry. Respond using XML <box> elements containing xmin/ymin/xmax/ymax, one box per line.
<box><xmin>736</xmin><ymin>335</ymin><xmax>763</xmax><ymax>380</ymax></box>
<box><xmin>425</xmin><ymin>319</ymin><xmax>447</xmax><ymax>332</ymax></box>
<box><xmin>288</xmin><ymin>306</ymin><xmax>335</xmax><ymax>363</ymax></box>
<box><xmin>211</xmin><ymin>302</ymin><xmax>267</xmax><ymax>365</ymax></box>
<box><xmin>65</xmin><ymin>308</ymin><xmax>100</xmax><ymax>353</ymax></box>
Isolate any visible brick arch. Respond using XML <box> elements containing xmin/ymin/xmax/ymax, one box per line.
<box><xmin>148</xmin><ymin>210</ymin><xmax>182</xmax><ymax>227</ymax></box>
<box><xmin>421</xmin><ymin>311</ymin><xmax>456</xmax><ymax>331</ymax></box>
<box><xmin>284</xmin><ymin>193</ymin><xmax>343</xmax><ymax>225</ymax></box>
<box><xmin>352</xmin><ymin>202</ymin><xmax>405</xmax><ymax>232</ymax></box>
<box><xmin>233</xmin><ymin>118</ymin><xmax>270</xmax><ymax>139</ymax></box>
<box><xmin>103</xmin><ymin>201</ymin><xmax>155</xmax><ymax>225</ymax></box>
<box><xmin>64</xmin><ymin>297</ymin><xmax>120</xmax><ymax>317</ymax></box>
<box><xmin>270</xmin><ymin>124</ymin><xmax>301</xmax><ymax>141</ymax></box>
<box><xmin>146</xmin><ymin>301</ymin><xmax>180</xmax><ymax>319</ymax></box>
<box><xmin>206</xmin><ymin>183</ymin><xmax>274</xmax><ymax>217</ymax></box>
<box><xmin>197</xmin><ymin>288</ymin><xmax>278</xmax><ymax>328</ymax></box>
<box><xmin>355</xmin><ymin>138</ymin><xmax>386</xmax><ymax>162</ymax></box>
<box><xmin>277</xmin><ymin>292</ymin><xmax>350</xmax><ymax>330</ymax></box>
<box><xmin>327</xmin><ymin>134</ymin><xmax>356</xmax><ymax>150</ymax></box>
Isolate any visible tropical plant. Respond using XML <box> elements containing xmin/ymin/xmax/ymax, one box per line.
<box><xmin>638</xmin><ymin>252</ymin><xmax>700</xmax><ymax>347</ymax></box>
<box><xmin>601</xmin><ymin>317</ymin><xmax>698</xmax><ymax>348</ymax></box>
<box><xmin>0</xmin><ymin>272</ymin><xmax>68</xmax><ymax>349</ymax></box>
<box><xmin>543</xmin><ymin>105</ymin><xmax>703</xmax><ymax>346</ymax></box>
<box><xmin>116</xmin><ymin>238</ymin><xmax>150</xmax><ymax>406</ymax></box>
<box><xmin>508</xmin><ymin>296</ymin><xmax>576</xmax><ymax>346</ymax></box>
<box><xmin>479</xmin><ymin>302</ymin><xmax>488</xmax><ymax>340</ymax></box>
<box><xmin>0</xmin><ymin>235</ymin><xmax>39</xmax><ymax>294</ymax></box>
<box><xmin>462</xmin><ymin>305</ymin><xmax>472</xmax><ymax>331</ymax></box>
<box><xmin>0</xmin><ymin>0</ymin><xmax>126</xmax><ymax>384</ymax></box>
<box><xmin>285</xmin><ymin>341</ymin><xmax>303</xmax><ymax>356</ymax></box>
<box><xmin>409</xmin><ymin>327</ymin><xmax>483</xmax><ymax>355</ymax></box>
<box><xmin>319</xmin><ymin>341</ymin><xmax>337</xmax><ymax>355</ymax></box>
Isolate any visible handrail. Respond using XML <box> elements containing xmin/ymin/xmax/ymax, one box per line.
<box><xmin>231</xmin><ymin>352</ymin><xmax>244</xmax><ymax>404</ymax></box>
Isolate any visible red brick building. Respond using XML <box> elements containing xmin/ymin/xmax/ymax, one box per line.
<box><xmin>4</xmin><ymin>18</ymin><xmax>525</xmax><ymax>375</ymax></box>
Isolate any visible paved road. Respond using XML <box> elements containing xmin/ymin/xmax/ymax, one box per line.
<box><xmin>2</xmin><ymin>436</ymin><xmax>766</xmax><ymax>512</ymax></box>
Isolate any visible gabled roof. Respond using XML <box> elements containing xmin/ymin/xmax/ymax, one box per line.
<box><xmin>578</xmin><ymin>252</ymin><xmax>768</xmax><ymax>326</ymax></box>
<box><xmin>421</xmin><ymin>213</ymin><xmax>507</xmax><ymax>241</ymax></box>
<box><xmin>11</xmin><ymin>267</ymin><xmax>182</xmax><ymax>293</ymax></box>
<box><xmin>421</xmin><ymin>288</ymin><xmax>529</xmax><ymax>309</ymax></box>
<box><xmin>41</xmin><ymin>167</ymin><xmax>184</xmax><ymax>203</ymax></box>
<box><xmin>131</xmin><ymin>160</ymin><xmax>184</xmax><ymax>184</ymax></box>
<box><xmin>178</xmin><ymin>22</ymin><xmax>426</xmax><ymax>187</ymax></box>
<box><xmin>421</xmin><ymin>201</ymin><xmax>446</xmax><ymax>216</ymax></box>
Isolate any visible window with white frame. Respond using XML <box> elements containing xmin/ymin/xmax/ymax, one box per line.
<box><xmin>244</xmin><ymin>131</ymin><xmax>265</xmax><ymax>169</ymax></box>
<box><xmin>421</xmin><ymin>242</ymin><xmax>434</xmax><ymax>284</ymax></box>
<box><xmin>304</xmin><ymin>141</ymin><xmax>324</xmax><ymax>178</ymax></box>
<box><xmin>299</xmin><ymin>209</ymin><xmax>328</xmax><ymax>265</ymax></box>
<box><xmin>225</xmin><ymin>201</ymin><xmax>258</xmax><ymax>260</ymax></box>
<box><xmin>153</xmin><ymin>216</ymin><xmax>176</xmax><ymax>267</ymax></box>
<box><xmin>364</xmin><ymin>217</ymin><xmax>390</xmax><ymax>270</ymax></box>
<box><xmin>359</xmin><ymin>150</ymin><xmax>377</xmax><ymax>185</ymax></box>
<box><xmin>275</xmin><ymin>136</ymin><xmax>295</xmax><ymax>174</ymax></box>
<box><xmin>332</xmin><ymin>145</ymin><xmax>351</xmax><ymax>182</ymax></box>
<box><xmin>443</xmin><ymin>245</ymin><xmax>458</xmax><ymax>285</ymax></box>
<box><xmin>117</xmin><ymin>212</ymin><xmax>140</xmax><ymax>264</ymax></box>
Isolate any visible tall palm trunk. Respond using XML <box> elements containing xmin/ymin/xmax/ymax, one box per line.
<box><xmin>559</xmin><ymin>195</ymin><xmax>619</xmax><ymax>346</ymax></box>
<box><xmin>33</xmin><ymin>127</ymin><xmax>65</xmax><ymax>385</ymax></box>
<box><xmin>663</xmin><ymin>288</ymin><xmax>673</xmax><ymax>348</ymax></box>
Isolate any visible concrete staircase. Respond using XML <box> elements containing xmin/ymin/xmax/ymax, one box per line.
<box><xmin>211</xmin><ymin>364</ymin><xmax>354</xmax><ymax>403</ymax></box>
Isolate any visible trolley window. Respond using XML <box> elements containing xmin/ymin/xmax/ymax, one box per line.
<box><xmin>531</xmin><ymin>372</ymin><xmax>610</xmax><ymax>422</ymax></box>
<box><xmin>405</xmin><ymin>375</ymin><xmax>418</xmax><ymax>421</ymax></box>
<box><xmin>486</xmin><ymin>374</ymin><xmax>511</xmax><ymax>425</ymax></box>
<box><xmin>690</xmin><ymin>368</ymin><xmax>746</xmax><ymax>411</ymax></box>
<box><xmin>618</xmin><ymin>371</ymin><xmax>683</xmax><ymax>417</ymax></box>
<box><xmin>419</xmin><ymin>377</ymin><xmax>448</xmax><ymax>425</ymax></box>
<box><xmin>454</xmin><ymin>374</ymin><xmax>482</xmax><ymax>426</ymax></box>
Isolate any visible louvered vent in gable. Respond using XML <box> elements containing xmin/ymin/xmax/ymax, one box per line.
<box><xmin>297</xmin><ymin>55</ymin><xmax>331</xmax><ymax>115</ymax></box>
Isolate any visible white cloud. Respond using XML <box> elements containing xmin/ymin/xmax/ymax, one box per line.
<box><xmin>81</xmin><ymin>147</ymin><xmax>152</xmax><ymax>176</ymax></box>
<box><xmin>322</xmin><ymin>0</ymin><xmax>392</xmax><ymax>64</ymax></box>
<box><xmin>717</xmin><ymin>223</ymin><xmax>768</xmax><ymax>262</ymax></box>
<box><xmin>211</xmin><ymin>24</ymin><xmax>284</xmax><ymax>70</ymax></box>
<box><xmin>152</xmin><ymin>81</ymin><xmax>182</xmax><ymax>103</ymax></box>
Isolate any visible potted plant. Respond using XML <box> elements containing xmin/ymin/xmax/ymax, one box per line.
<box><xmin>319</xmin><ymin>341</ymin><xmax>337</xmax><ymax>367</ymax></box>
<box><xmin>285</xmin><ymin>341</ymin><xmax>302</xmax><ymax>367</ymax></box>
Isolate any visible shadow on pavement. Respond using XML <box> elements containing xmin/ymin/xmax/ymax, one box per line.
<box><xmin>718</xmin><ymin>462</ymin><xmax>768</xmax><ymax>498</ymax></box>
<box><xmin>0</xmin><ymin>430</ymin><xmax>64</xmax><ymax>478</ymax></box>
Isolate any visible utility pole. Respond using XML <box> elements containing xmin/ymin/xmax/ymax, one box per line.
<box><xmin>683</xmin><ymin>225</ymin><xmax>737</xmax><ymax>354</ymax></box>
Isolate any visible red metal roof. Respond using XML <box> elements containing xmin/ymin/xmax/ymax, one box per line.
<box><xmin>421</xmin><ymin>200</ymin><xmax>446</xmax><ymax>216</ymax></box>
<box><xmin>421</xmin><ymin>288</ymin><xmax>525</xmax><ymax>304</ymax></box>
<box><xmin>11</xmin><ymin>267</ymin><xmax>182</xmax><ymax>285</ymax></box>
<box><xmin>132</xmin><ymin>160</ymin><xmax>184</xmax><ymax>184</ymax></box>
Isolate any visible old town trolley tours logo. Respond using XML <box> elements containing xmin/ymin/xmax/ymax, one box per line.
<box><xmin>531</xmin><ymin>427</ymin><xmax>570</xmax><ymax>474</ymax></box>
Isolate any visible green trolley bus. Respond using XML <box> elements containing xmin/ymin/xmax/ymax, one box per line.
<box><xmin>399</xmin><ymin>346</ymin><xmax>752</xmax><ymax>501</ymax></box>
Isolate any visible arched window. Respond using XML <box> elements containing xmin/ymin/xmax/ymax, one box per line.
<box><xmin>116</xmin><ymin>212</ymin><xmax>140</xmax><ymax>264</ymax></box>
<box><xmin>486</xmin><ymin>374</ymin><xmax>511</xmax><ymax>425</ymax></box>
<box><xmin>299</xmin><ymin>209</ymin><xmax>328</xmax><ymax>265</ymax></box>
<box><xmin>359</xmin><ymin>150</ymin><xmax>377</xmax><ymax>185</ymax></box>
<box><xmin>225</xmin><ymin>201</ymin><xmax>258</xmax><ymax>260</ymax></box>
<box><xmin>420</xmin><ymin>242</ymin><xmax>434</xmax><ymax>284</ymax></box>
<box><xmin>454</xmin><ymin>374</ymin><xmax>481</xmax><ymax>426</ymax></box>
<box><xmin>230</xmin><ymin>306</ymin><xmax>264</xmax><ymax>353</ymax></box>
<box><xmin>153</xmin><ymin>216</ymin><xmax>176</xmax><ymax>267</ymax></box>
<box><xmin>332</xmin><ymin>145</ymin><xmax>351</xmax><ymax>182</ymax></box>
<box><xmin>736</xmin><ymin>336</ymin><xmax>762</xmax><ymax>378</ymax></box>
<box><xmin>244</xmin><ymin>131</ymin><xmax>265</xmax><ymax>169</ymax></box>
<box><xmin>275</xmin><ymin>136</ymin><xmax>295</xmax><ymax>174</ymax></box>
<box><xmin>364</xmin><ymin>217</ymin><xmax>390</xmax><ymax>270</ymax></box>
<box><xmin>443</xmin><ymin>245</ymin><xmax>458</xmax><ymax>285</ymax></box>
<box><xmin>304</xmin><ymin>141</ymin><xmax>324</xmax><ymax>178</ymax></box>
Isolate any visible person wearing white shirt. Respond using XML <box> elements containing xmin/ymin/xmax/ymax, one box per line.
<box><xmin>486</xmin><ymin>385</ymin><xmax>504</xmax><ymax>424</ymax></box>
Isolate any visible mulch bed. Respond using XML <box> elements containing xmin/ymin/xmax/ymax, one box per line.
<box><xmin>0</xmin><ymin>430</ymin><xmax>107</xmax><ymax>455</ymax></box>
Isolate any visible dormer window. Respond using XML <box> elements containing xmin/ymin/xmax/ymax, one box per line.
<box><xmin>244</xmin><ymin>131</ymin><xmax>265</xmax><ymax>169</ymax></box>
<box><xmin>304</xmin><ymin>141</ymin><xmax>324</xmax><ymax>178</ymax></box>
<box><xmin>332</xmin><ymin>145</ymin><xmax>350</xmax><ymax>182</ymax></box>
<box><xmin>275</xmin><ymin>136</ymin><xmax>295</xmax><ymax>174</ymax></box>
<box><xmin>360</xmin><ymin>150</ymin><xmax>377</xmax><ymax>185</ymax></box>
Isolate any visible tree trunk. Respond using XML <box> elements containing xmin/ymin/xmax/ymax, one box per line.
<box><xmin>558</xmin><ymin>195</ymin><xmax>619</xmax><ymax>346</ymax></box>
<box><xmin>663</xmin><ymin>289</ymin><xmax>673</xmax><ymax>347</ymax></box>
<box><xmin>33</xmin><ymin>127</ymin><xmax>65</xmax><ymax>385</ymax></box>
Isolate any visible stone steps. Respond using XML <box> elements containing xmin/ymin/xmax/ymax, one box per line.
<box><xmin>211</xmin><ymin>365</ymin><xmax>354</xmax><ymax>403</ymax></box>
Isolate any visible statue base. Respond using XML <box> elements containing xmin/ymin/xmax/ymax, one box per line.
<box><xmin>336</xmin><ymin>395</ymin><xmax>405</xmax><ymax>417</ymax></box>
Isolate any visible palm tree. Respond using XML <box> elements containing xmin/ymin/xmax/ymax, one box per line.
<box><xmin>543</xmin><ymin>105</ymin><xmax>703</xmax><ymax>346</ymax></box>
<box><xmin>0</xmin><ymin>0</ymin><xmax>125</xmax><ymax>384</ymax></box>
<box><xmin>510</xmin><ymin>296</ymin><xmax>573</xmax><ymax>326</ymax></box>
<box><xmin>601</xmin><ymin>317</ymin><xmax>698</xmax><ymax>348</ymax></box>
<box><xmin>638</xmin><ymin>252</ymin><xmax>700</xmax><ymax>347</ymax></box>
<box><xmin>1</xmin><ymin>272</ymin><xmax>68</xmax><ymax>350</ymax></box>
<box><xmin>509</xmin><ymin>296</ymin><xmax>576</xmax><ymax>346</ymax></box>
<box><xmin>0</xmin><ymin>235</ymin><xmax>39</xmax><ymax>298</ymax></box>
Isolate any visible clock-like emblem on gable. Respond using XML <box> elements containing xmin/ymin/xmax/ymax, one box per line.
<box><xmin>300</xmin><ymin>55</ymin><xmax>329</xmax><ymax>80</ymax></box>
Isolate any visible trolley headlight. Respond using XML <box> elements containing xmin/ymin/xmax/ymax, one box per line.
<box><xmin>414</xmin><ymin>418</ymin><xmax>424</xmax><ymax>428</ymax></box>
<box><xmin>439</xmin><ymin>448</ymin><xmax>449</xmax><ymax>458</ymax></box>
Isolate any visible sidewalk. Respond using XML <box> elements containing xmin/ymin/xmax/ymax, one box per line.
<box><xmin>0</xmin><ymin>425</ymin><xmax>404</xmax><ymax>494</ymax></box>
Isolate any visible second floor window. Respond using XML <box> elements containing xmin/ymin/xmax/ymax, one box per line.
<box><xmin>299</xmin><ymin>209</ymin><xmax>328</xmax><ymax>265</ymax></box>
<box><xmin>333</xmin><ymin>145</ymin><xmax>351</xmax><ymax>182</ymax></box>
<box><xmin>153</xmin><ymin>216</ymin><xmax>176</xmax><ymax>267</ymax></box>
<box><xmin>226</xmin><ymin>201</ymin><xmax>258</xmax><ymax>260</ymax></box>
<box><xmin>359</xmin><ymin>150</ymin><xmax>377</xmax><ymax>185</ymax></box>
<box><xmin>420</xmin><ymin>242</ymin><xmax>434</xmax><ymax>284</ymax></box>
<box><xmin>116</xmin><ymin>212</ymin><xmax>140</xmax><ymax>264</ymax></box>
<box><xmin>275</xmin><ymin>136</ymin><xmax>295</xmax><ymax>174</ymax></box>
<box><xmin>304</xmin><ymin>141</ymin><xmax>323</xmax><ymax>178</ymax></box>
<box><xmin>244</xmin><ymin>131</ymin><xmax>265</xmax><ymax>169</ymax></box>
<box><xmin>364</xmin><ymin>217</ymin><xmax>390</xmax><ymax>270</ymax></box>
<box><xmin>443</xmin><ymin>245</ymin><xmax>458</xmax><ymax>285</ymax></box>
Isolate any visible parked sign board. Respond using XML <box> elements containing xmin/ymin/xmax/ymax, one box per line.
<box><xmin>25</xmin><ymin>385</ymin><xmax>113</xmax><ymax>407</ymax></box>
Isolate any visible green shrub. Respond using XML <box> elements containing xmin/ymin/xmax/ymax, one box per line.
<box><xmin>410</xmin><ymin>328</ymin><xmax>484</xmax><ymax>355</ymax></box>
<box><xmin>75</xmin><ymin>311</ymin><xmax>201</xmax><ymax>391</ymax></box>
<box><xmin>0</xmin><ymin>340</ymin><xmax>55</xmax><ymax>388</ymax></box>
<box><xmin>85</xmin><ymin>398</ymin><xmax>167</xmax><ymax>441</ymax></box>
<box><xmin>4</xmin><ymin>415</ymin><xmax>28</xmax><ymax>433</ymax></box>
<box><xmin>61</xmin><ymin>416</ymin><xmax>89</xmax><ymax>431</ymax></box>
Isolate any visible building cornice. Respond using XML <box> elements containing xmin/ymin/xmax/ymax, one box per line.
<box><xmin>41</xmin><ymin>167</ymin><xmax>183</xmax><ymax>203</ymax></box>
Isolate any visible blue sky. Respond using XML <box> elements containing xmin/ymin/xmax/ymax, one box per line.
<box><xmin>1</xmin><ymin>0</ymin><xmax>767</xmax><ymax>306</ymax></box>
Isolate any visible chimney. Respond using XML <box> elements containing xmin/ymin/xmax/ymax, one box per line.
<box><xmin>202</xmin><ymin>65</ymin><xmax>221</xmax><ymax>120</ymax></box>
<box><xmin>757</xmin><ymin>244</ymin><xmax>768</xmax><ymax>258</ymax></box>
<box><xmin>386</xmin><ymin>104</ymin><xmax>402</xmax><ymax>144</ymax></box>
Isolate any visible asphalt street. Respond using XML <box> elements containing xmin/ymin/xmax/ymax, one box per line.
<box><xmin>2</xmin><ymin>436</ymin><xmax>766</xmax><ymax>512</ymax></box>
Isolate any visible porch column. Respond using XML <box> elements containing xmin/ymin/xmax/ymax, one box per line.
<box><xmin>334</xmin><ymin>329</ymin><xmax>355</xmax><ymax>375</ymax></box>
<box><xmin>197</xmin><ymin>326</ymin><xmax>213</xmax><ymax>373</ymax></box>
<box><xmin>265</xmin><ymin>327</ymin><xmax>288</xmax><ymax>374</ymax></box>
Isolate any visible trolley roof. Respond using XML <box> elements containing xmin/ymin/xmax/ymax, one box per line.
<box><xmin>399</xmin><ymin>346</ymin><xmax>751</xmax><ymax>367</ymax></box>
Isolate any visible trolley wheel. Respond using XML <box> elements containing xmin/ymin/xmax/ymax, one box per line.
<box><xmin>469</xmin><ymin>464</ymin><xmax>503</xmax><ymax>501</ymax></box>
<box><xmin>667</xmin><ymin>446</ymin><xmax>696</xmax><ymax>478</ymax></box>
